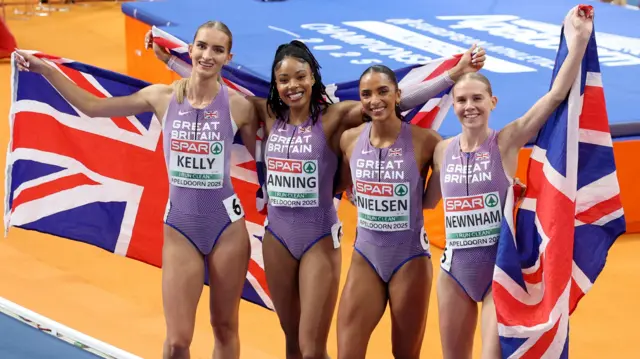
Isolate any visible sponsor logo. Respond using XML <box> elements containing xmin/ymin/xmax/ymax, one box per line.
<box><xmin>171</xmin><ymin>139</ymin><xmax>209</xmax><ymax>154</ymax></box>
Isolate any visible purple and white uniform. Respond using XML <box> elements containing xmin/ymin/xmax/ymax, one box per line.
<box><xmin>264</xmin><ymin>114</ymin><xmax>342</xmax><ymax>260</ymax></box>
<box><xmin>439</xmin><ymin>129</ymin><xmax>511</xmax><ymax>302</ymax></box>
<box><xmin>162</xmin><ymin>84</ymin><xmax>245</xmax><ymax>255</ymax></box>
<box><xmin>350</xmin><ymin>122</ymin><xmax>430</xmax><ymax>283</ymax></box>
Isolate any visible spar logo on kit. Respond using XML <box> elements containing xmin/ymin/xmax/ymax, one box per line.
<box><xmin>444</xmin><ymin>191</ymin><xmax>502</xmax><ymax>249</ymax></box>
<box><xmin>169</xmin><ymin>139</ymin><xmax>225</xmax><ymax>189</ymax></box>
<box><xmin>266</xmin><ymin>157</ymin><xmax>319</xmax><ymax>207</ymax></box>
<box><xmin>354</xmin><ymin>180</ymin><xmax>410</xmax><ymax>232</ymax></box>
<box><xmin>171</xmin><ymin>139</ymin><xmax>222</xmax><ymax>156</ymax></box>
<box><xmin>210</xmin><ymin>142</ymin><xmax>223</xmax><ymax>155</ymax></box>
<box><xmin>445</xmin><ymin>193</ymin><xmax>498</xmax><ymax>212</ymax></box>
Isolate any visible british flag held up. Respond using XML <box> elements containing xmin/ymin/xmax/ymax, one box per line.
<box><xmin>5</xmin><ymin>32</ymin><xmax>463</xmax><ymax>311</ymax></box>
<box><xmin>492</xmin><ymin>6</ymin><xmax>626</xmax><ymax>358</ymax></box>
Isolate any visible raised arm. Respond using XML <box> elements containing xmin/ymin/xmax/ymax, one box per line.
<box><xmin>15</xmin><ymin>50</ymin><xmax>164</xmax><ymax>118</ymax></box>
<box><xmin>167</xmin><ymin>55</ymin><xmax>194</xmax><ymax>79</ymax></box>
<box><xmin>399</xmin><ymin>44</ymin><xmax>486</xmax><ymax>111</ymax></box>
<box><xmin>498</xmin><ymin>6</ymin><xmax>594</xmax><ymax>155</ymax></box>
<box><xmin>337</xmin><ymin>44</ymin><xmax>486</xmax><ymax>132</ymax></box>
<box><xmin>145</xmin><ymin>31</ymin><xmax>275</xmax><ymax>129</ymax></box>
<box><xmin>145</xmin><ymin>30</ymin><xmax>193</xmax><ymax>78</ymax></box>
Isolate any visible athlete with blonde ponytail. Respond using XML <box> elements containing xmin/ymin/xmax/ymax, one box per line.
<box><xmin>16</xmin><ymin>20</ymin><xmax>257</xmax><ymax>359</ymax></box>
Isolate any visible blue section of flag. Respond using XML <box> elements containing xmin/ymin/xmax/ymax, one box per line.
<box><xmin>19</xmin><ymin>202</ymin><xmax>127</xmax><ymax>253</ymax></box>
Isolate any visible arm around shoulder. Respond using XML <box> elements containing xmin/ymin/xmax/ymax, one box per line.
<box><xmin>333</xmin><ymin>100</ymin><xmax>365</xmax><ymax>134</ymax></box>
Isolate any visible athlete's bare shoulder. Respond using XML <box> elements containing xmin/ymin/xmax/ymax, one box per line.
<box><xmin>408</xmin><ymin>124</ymin><xmax>442</xmax><ymax>169</ymax></box>
<box><xmin>143</xmin><ymin>83</ymin><xmax>173</xmax><ymax>98</ymax></box>
<box><xmin>139</xmin><ymin>84</ymin><xmax>174</xmax><ymax>122</ymax></box>
<box><xmin>433</xmin><ymin>136</ymin><xmax>454</xmax><ymax>167</ymax></box>
<box><xmin>227</xmin><ymin>88</ymin><xmax>248</xmax><ymax>104</ymax></box>
<box><xmin>340</xmin><ymin>122</ymin><xmax>367</xmax><ymax>158</ymax></box>
<box><xmin>228</xmin><ymin>89</ymin><xmax>255</xmax><ymax>112</ymax></box>
<box><xmin>409</xmin><ymin>124</ymin><xmax>441</xmax><ymax>143</ymax></box>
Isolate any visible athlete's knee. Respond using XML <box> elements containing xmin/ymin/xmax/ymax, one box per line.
<box><xmin>391</xmin><ymin>345</ymin><xmax>420</xmax><ymax>359</ymax></box>
<box><xmin>164</xmin><ymin>337</ymin><xmax>191</xmax><ymax>358</ymax></box>
<box><xmin>300</xmin><ymin>344</ymin><xmax>327</xmax><ymax>359</ymax></box>
<box><xmin>481</xmin><ymin>344</ymin><xmax>502</xmax><ymax>359</ymax></box>
<box><xmin>211</xmin><ymin>317</ymin><xmax>238</xmax><ymax>345</ymax></box>
<box><xmin>299</xmin><ymin>332</ymin><xmax>329</xmax><ymax>359</ymax></box>
<box><xmin>480</xmin><ymin>336</ymin><xmax>502</xmax><ymax>359</ymax></box>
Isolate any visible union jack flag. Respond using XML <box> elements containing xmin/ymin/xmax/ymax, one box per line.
<box><xmin>389</xmin><ymin>148</ymin><xmax>403</xmax><ymax>157</ymax></box>
<box><xmin>4</xmin><ymin>28</ymin><xmax>462</xmax><ymax>312</ymax></box>
<box><xmin>492</xmin><ymin>8</ymin><xmax>626</xmax><ymax>358</ymax></box>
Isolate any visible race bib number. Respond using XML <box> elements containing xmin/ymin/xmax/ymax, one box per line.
<box><xmin>266</xmin><ymin>157</ymin><xmax>319</xmax><ymax>207</ymax></box>
<box><xmin>331</xmin><ymin>222</ymin><xmax>343</xmax><ymax>249</ymax></box>
<box><xmin>440</xmin><ymin>245</ymin><xmax>453</xmax><ymax>272</ymax></box>
<box><xmin>354</xmin><ymin>180</ymin><xmax>410</xmax><ymax>232</ymax></box>
<box><xmin>420</xmin><ymin>227</ymin><xmax>430</xmax><ymax>253</ymax></box>
<box><xmin>443</xmin><ymin>191</ymin><xmax>502</xmax><ymax>249</ymax></box>
<box><xmin>223</xmin><ymin>193</ymin><xmax>244</xmax><ymax>223</ymax></box>
<box><xmin>169</xmin><ymin>139</ymin><xmax>224</xmax><ymax>189</ymax></box>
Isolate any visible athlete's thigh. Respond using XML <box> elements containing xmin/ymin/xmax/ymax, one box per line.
<box><xmin>298</xmin><ymin>235</ymin><xmax>341</xmax><ymax>349</ymax></box>
<box><xmin>480</xmin><ymin>290</ymin><xmax>501</xmax><ymax>359</ymax></box>
<box><xmin>337</xmin><ymin>251</ymin><xmax>387</xmax><ymax>359</ymax></box>
<box><xmin>262</xmin><ymin>231</ymin><xmax>301</xmax><ymax>334</ymax></box>
<box><xmin>207</xmin><ymin>219</ymin><xmax>251</xmax><ymax>324</ymax></box>
<box><xmin>437</xmin><ymin>270</ymin><xmax>478</xmax><ymax>359</ymax></box>
<box><xmin>162</xmin><ymin>224</ymin><xmax>206</xmax><ymax>342</ymax></box>
<box><xmin>387</xmin><ymin>255</ymin><xmax>433</xmax><ymax>358</ymax></box>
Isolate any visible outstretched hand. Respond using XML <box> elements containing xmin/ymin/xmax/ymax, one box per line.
<box><xmin>14</xmin><ymin>50</ymin><xmax>52</xmax><ymax>75</ymax></box>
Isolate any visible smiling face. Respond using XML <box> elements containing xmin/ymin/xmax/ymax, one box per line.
<box><xmin>274</xmin><ymin>56</ymin><xmax>315</xmax><ymax>112</ymax></box>
<box><xmin>359</xmin><ymin>71</ymin><xmax>401</xmax><ymax>122</ymax></box>
<box><xmin>188</xmin><ymin>27</ymin><xmax>233</xmax><ymax>79</ymax></box>
<box><xmin>452</xmin><ymin>78</ymin><xmax>497</xmax><ymax>130</ymax></box>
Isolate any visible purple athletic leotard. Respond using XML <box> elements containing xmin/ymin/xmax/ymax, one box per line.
<box><xmin>263</xmin><ymin>113</ymin><xmax>341</xmax><ymax>260</ymax></box>
<box><xmin>350</xmin><ymin>122</ymin><xmax>430</xmax><ymax>283</ymax></box>
<box><xmin>162</xmin><ymin>84</ymin><xmax>245</xmax><ymax>255</ymax></box>
<box><xmin>439</xmin><ymin>129</ymin><xmax>511</xmax><ymax>302</ymax></box>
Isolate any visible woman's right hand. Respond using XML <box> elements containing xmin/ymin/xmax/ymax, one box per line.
<box><xmin>14</xmin><ymin>50</ymin><xmax>53</xmax><ymax>75</ymax></box>
<box><xmin>144</xmin><ymin>30</ymin><xmax>171</xmax><ymax>63</ymax></box>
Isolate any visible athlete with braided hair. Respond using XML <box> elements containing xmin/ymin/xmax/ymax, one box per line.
<box><xmin>148</xmin><ymin>33</ymin><xmax>486</xmax><ymax>358</ymax></box>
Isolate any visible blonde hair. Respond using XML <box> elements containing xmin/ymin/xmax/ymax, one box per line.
<box><xmin>172</xmin><ymin>21</ymin><xmax>233</xmax><ymax>104</ymax></box>
<box><xmin>452</xmin><ymin>72</ymin><xmax>493</xmax><ymax>97</ymax></box>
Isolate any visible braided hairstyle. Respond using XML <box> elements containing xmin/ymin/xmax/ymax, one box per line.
<box><xmin>359</xmin><ymin>64</ymin><xmax>404</xmax><ymax>122</ymax></box>
<box><xmin>266</xmin><ymin>40</ymin><xmax>333</xmax><ymax>124</ymax></box>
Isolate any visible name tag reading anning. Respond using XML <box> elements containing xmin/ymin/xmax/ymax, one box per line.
<box><xmin>266</xmin><ymin>157</ymin><xmax>319</xmax><ymax>207</ymax></box>
<box><xmin>169</xmin><ymin>138</ymin><xmax>224</xmax><ymax>189</ymax></box>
